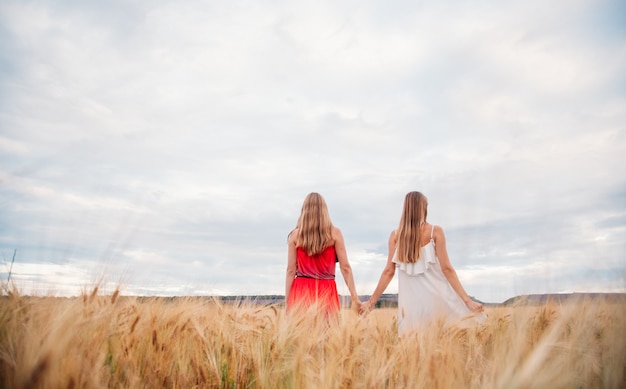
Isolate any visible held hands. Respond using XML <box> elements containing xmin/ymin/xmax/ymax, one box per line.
<box><xmin>352</xmin><ymin>300</ymin><xmax>366</xmax><ymax>314</ymax></box>
<box><xmin>358</xmin><ymin>300</ymin><xmax>373</xmax><ymax>315</ymax></box>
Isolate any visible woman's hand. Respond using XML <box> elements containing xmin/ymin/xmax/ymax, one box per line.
<box><xmin>465</xmin><ymin>299</ymin><xmax>484</xmax><ymax>313</ymax></box>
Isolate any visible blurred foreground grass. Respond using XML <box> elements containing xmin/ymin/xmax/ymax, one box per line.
<box><xmin>0</xmin><ymin>286</ymin><xmax>624</xmax><ymax>388</ymax></box>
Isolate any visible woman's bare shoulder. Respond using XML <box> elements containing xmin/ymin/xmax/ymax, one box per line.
<box><xmin>431</xmin><ymin>224</ymin><xmax>446</xmax><ymax>240</ymax></box>
<box><xmin>432</xmin><ymin>224</ymin><xmax>444</xmax><ymax>233</ymax></box>
<box><xmin>288</xmin><ymin>228</ymin><xmax>298</xmax><ymax>244</ymax></box>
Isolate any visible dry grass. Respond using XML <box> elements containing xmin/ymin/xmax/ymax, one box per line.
<box><xmin>0</xmin><ymin>286</ymin><xmax>624</xmax><ymax>388</ymax></box>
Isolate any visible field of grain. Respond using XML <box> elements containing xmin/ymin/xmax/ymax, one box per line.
<box><xmin>0</xmin><ymin>286</ymin><xmax>624</xmax><ymax>388</ymax></box>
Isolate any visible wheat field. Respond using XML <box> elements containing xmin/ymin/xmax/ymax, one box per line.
<box><xmin>0</xmin><ymin>286</ymin><xmax>624</xmax><ymax>388</ymax></box>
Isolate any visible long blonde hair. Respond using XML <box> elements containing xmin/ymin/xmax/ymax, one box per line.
<box><xmin>295</xmin><ymin>192</ymin><xmax>334</xmax><ymax>256</ymax></box>
<box><xmin>395</xmin><ymin>191</ymin><xmax>428</xmax><ymax>263</ymax></box>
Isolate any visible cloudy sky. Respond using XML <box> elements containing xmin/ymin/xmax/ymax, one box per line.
<box><xmin>0</xmin><ymin>0</ymin><xmax>624</xmax><ymax>303</ymax></box>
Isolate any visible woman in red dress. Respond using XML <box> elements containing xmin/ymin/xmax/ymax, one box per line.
<box><xmin>286</xmin><ymin>192</ymin><xmax>361</xmax><ymax>315</ymax></box>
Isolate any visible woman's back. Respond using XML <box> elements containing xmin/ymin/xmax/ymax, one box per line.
<box><xmin>394</xmin><ymin>224</ymin><xmax>480</xmax><ymax>334</ymax></box>
<box><xmin>363</xmin><ymin>191</ymin><xmax>485</xmax><ymax>333</ymax></box>
<box><xmin>295</xmin><ymin>245</ymin><xmax>336</xmax><ymax>280</ymax></box>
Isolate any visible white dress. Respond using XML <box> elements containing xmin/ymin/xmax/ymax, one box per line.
<box><xmin>392</xmin><ymin>225</ymin><xmax>485</xmax><ymax>335</ymax></box>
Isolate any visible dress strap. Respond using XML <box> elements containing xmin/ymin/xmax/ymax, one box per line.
<box><xmin>430</xmin><ymin>224</ymin><xmax>435</xmax><ymax>243</ymax></box>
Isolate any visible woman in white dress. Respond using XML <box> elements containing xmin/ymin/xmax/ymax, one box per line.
<box><xmin>362</xmin><ymin>191</ymin><xmax>485</xmax><ymax>335</ymax></box>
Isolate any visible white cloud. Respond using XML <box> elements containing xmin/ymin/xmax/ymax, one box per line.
<box><xmin>1</xmin><ymin>0</ymin><xmax>624</xmax><ymax>302</ymax></box>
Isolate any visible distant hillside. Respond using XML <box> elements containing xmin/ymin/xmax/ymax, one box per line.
<box><xmin>501</xmin><ymin>292</ymin><xmax>626</xmax><ymax>306</ymax></box>
<box><xmin>207</xmin><ymin>292</ymin><xmax>626</xmax><ymax>308</ymax></box>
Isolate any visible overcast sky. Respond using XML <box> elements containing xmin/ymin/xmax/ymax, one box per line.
<box><xmin>1</xmin><ymin>0</ymin><xmax>624</xmax><ymax>303</ymax></box>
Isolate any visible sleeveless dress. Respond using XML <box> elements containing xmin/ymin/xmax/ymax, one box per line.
<box><xmin>287</xmin><ymin>245</ymin><xmax>340</xmax><ymax>314</ymax></box>
<box><xmin>393</xmin><ymin>225</ymin><xmax>485</xmax><ymax>335</ymax></box>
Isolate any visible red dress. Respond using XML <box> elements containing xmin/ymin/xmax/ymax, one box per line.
<box><xmin>287</xmin><ymin>245</ymin><xmax>340</xmax><ymax>314</ymax></box>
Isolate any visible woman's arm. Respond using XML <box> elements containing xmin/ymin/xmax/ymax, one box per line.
<box><xmin>285</xmin><ymin>232</ymin><xmax>298</xmax><ymax>301</ymax></box>
<box><xmin>334</xmin><ymin>227</ymin><xmax>360</xmax><ymax>307</ymax></box>
<box><xmin>434</xmin><ymin>225</ymin><xmax>483</xmax><ymax>312</ymax></box>
<box><xmin>364</xmin><ymin>230</ymin><xmax>397</xmax><ymax>312</ymax></box>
